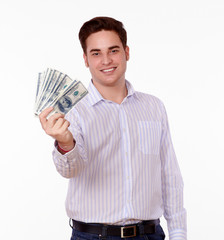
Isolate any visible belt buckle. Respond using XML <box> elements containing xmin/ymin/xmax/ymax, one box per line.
<box><xmin>121</xmin><ymin>225</ymin><xmax>137</xmax><ymax>238</ymax></box>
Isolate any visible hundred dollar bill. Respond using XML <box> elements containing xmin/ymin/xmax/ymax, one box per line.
<box><xmin>48</xmin><ymin>81</ymin><xmax>88</xmax><ymax>117</ymax></box>
<box><xmin>35</xmin><ymin>71</ymin><xmax>46</xmax><ymax>110</ymax></box>
<box><xmin>35</xmin><ymin>68</ymin><xmax>55</xmax><ymax>112</ymax></box>
<box><xmin>35</xmin><ymin>72</ymin><xmax>43</xmax><ymax>104</ymax></box>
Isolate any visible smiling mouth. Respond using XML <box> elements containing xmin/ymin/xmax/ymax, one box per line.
<box><xmin>101</xmin><ymin>67</ymin><xmax>116</xmax><ymax>73</ymax></box>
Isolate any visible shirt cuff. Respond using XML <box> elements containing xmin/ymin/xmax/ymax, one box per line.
<box><xmin>54</xmin><ymin>140</ymin><xmax>78</xmax><ymax>162</ymax></box>
<box><xmin>169</xmin><ymin>229</ymin><xmax>187</xmax><ymax>240</ymax></box>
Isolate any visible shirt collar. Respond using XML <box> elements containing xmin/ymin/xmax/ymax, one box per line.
<box><xmin>87</xmin><ymin>80</ymin><xmax>138</xmax><ymax>106</ymax></box>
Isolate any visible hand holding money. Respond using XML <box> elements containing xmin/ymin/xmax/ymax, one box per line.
<box><xmin>39</xmin><ymin>107</ymin><xmax>75</xmax><ymax>152</ymax></box>
<box><xmin>35</xmin><ymin>68</ymin><xmax>88</xmax><ymax>153</ymax></box>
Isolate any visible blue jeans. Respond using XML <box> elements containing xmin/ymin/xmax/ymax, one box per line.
<box><xmin>70</xmin><ymin>224</ymin><xmax>165</xmax><ymax>240</ymax></box>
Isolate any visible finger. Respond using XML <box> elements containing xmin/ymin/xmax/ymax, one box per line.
<box><xmin>52</xmin><ymin>120</ymin><xmax>70</xmax><ymax>139</ymax></box>
<box><xmin>60</xmin><ymin>120</ymin><xmax>70</xmax><ymax>132</ymax></box>
<box><xmin>47</xmin><ymin>113</ymin><xmax>65</xmax><ymax>128</ymax></box>
<box><xmin>53</xmin><ymin>117</ymin><xmax>66</xmax><ymax>130</ymax></box>
<box><xmin>39</xmin><ymin>106</ymin><xmax>54</xmax><ymax>129</ymax></box>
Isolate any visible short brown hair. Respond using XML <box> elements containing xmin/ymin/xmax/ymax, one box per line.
<box><xmin>79</xmin><ymin>16</ymin><xmax>127</xmax><ymax>54</ymax></box>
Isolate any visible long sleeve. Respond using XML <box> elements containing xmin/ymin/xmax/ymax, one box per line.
<box><xmin>160</xmin><ymin>102</ymin><xmax>187</xmax><ymax>240</ymax></box>
<box><xmin>52</xmin><ymin>109</ymin><xmax>88</xmax><ymax>178</ymax></box>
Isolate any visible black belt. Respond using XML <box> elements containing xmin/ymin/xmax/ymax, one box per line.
<box><xmin>71</xmin><ymin>219</ymin><xmax>160</xmax><ymax>238</ymax></box>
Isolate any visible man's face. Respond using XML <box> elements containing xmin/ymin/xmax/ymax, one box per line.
<box><xmin>83</xmin><ymin>30</ymin><xmax>129</xmax><ymax>88</ymax></box>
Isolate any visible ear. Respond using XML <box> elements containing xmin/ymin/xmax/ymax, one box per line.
<box><xmin>83</xmin><ymin>53</ymin><xmax>89</xmax><ymax>67</ymax></box>
<box><xmin>125</xmin><ymin>46</ymin><xmax>130</xmax><ymax>61</ymax></box>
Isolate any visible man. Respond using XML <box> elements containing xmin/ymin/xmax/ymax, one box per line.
<box><xmin>39</xmin><ymin>17</ymin><xmax>187</xmax><ymax>240</ymax></box>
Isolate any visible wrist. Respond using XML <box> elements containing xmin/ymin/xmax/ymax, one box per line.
<box><xmin>57</xmin><ymin>140</ymin><xmax>75</xmax><ymax>153</ymax></box>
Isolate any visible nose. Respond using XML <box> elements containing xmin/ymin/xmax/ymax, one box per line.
<box><xmin>101</xmin><ymin>53</ymin><xmax>112</xmax><ymax>65</ymax></box>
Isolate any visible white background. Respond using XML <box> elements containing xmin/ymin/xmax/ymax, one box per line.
<box><xmin>0</xmin><ymin>0</ymin><xmax>224</xmax><ymax>239</ymax></box>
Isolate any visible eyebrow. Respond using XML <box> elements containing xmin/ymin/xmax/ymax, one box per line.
<box><xmin>109</xmin><ymin>45</ymin><xmax>120</xmax><ymax>50</ymax></box>
<box><xmin>89</xmin><ymin>45</ymin><xmax>120</xmax><ymax>53</ymax></box>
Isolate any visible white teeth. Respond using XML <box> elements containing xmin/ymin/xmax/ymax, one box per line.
<box><xmin>102</xmin><ymin>68</ymin><xmax>115</xmax><ymax>72</ymax></box>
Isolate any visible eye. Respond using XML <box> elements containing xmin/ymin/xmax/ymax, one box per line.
<box><xmin>111</xmin><ymin>49</ymin><xmax>118</xmax><ymax>53</ymax></box>
<box><xmin>92</xmin><ymin>52</ymin><xmax>99</xmax><ymax>56</ymax></box>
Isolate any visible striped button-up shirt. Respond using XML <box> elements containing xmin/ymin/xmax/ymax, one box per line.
<box><xmin>53</xmin><ymin>80</ymin><xmax>187</xmax><ymax>240</ymax></box>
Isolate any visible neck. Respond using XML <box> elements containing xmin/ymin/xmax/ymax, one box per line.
<box><xmin>93</xmin><ymin>80</ymin><xmax>127</xmax><ymax>104</ymax></box>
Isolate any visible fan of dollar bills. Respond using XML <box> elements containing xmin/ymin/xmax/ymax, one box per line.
<box><xmin>34</xmin><ymin>68</ymin><xmax>88</xmax><ymax>116</ymax></box>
